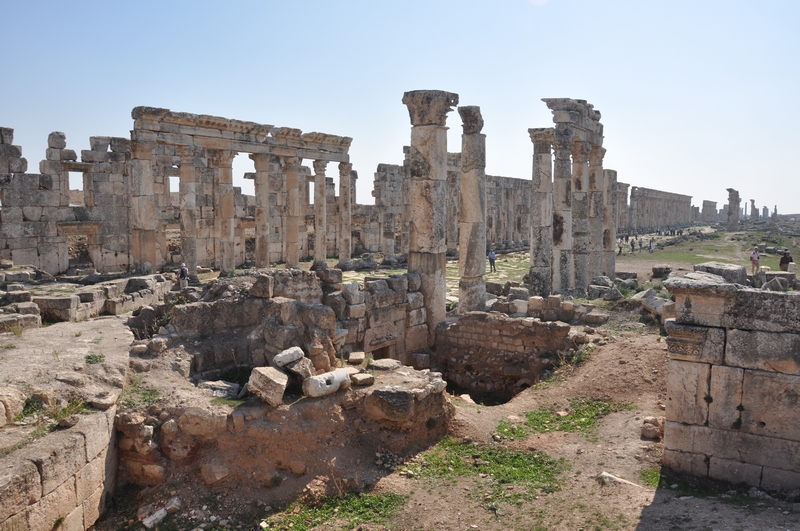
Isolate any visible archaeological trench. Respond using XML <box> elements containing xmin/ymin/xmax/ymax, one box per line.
<box><xmin>0</xmin><ymin>90</ymin><xmax>797</xmax><ymax>529</ymax></box>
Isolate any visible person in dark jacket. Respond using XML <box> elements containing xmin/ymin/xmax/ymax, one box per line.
<box><xmin>780</xmin><ymin>250</ymin><xmax>794</xmax><ymax>271</ymax></box>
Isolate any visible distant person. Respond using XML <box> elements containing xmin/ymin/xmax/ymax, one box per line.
<box><xmin>179</xmin><ymin>262</ymin><xmax>188</xmax><ymax>289</ymax></box>
<box><xmin>488</xmin><ymin>250</ymin><xmax>496</xmax><ymax>273</ymax></box>
<box><xmin>618</xmin><ymin>238</ymin><xmax>624</xmax><ymax>256</ymax></box>
<box><xmin>630</xmin><ymin>239</ymin><xmax>636</xmax><ymax>254</ymax></box>
<box><xmin>780</xmin><ymin>250</ymin><xmax>794</xmax><ymax>272</ymax></box>
<box><xmin>750</xmin><ymin>247</ymin><xmax>760</xmax><ymax>275</ymax></box>
<box><xmin>649</xmin><ymin>237</ymin><xmax>656</xmax><ymax>253</ymax></box>
<box><xmin>638</xmin><ymin>237</ymin><xmax>643</xmax><ymax>253</ymax></box>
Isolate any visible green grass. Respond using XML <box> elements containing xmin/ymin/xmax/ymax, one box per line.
<box><xmin>121</xmin><ymin>374</ymin><xmax>161</xmax><ymax>409</ymax></box>
<box><xmin>496</xmin><ymin>398</ymin><xmax>634</xmax><ymax>442</ymax></box>
<box><xmin>260</xmin><ymin>493</ymin><xmax>407</xmax><ymax>531</ymax></box>
<box><xmin>85</xmin><ymin>353</ymin><xmax>105</xmax><ymax>364</ymax></box>
<box><xmin>1</xmin><ymin>343</ymin><xmax>17</xmax><ymax>349</ymax></box>
<box><xmin>404</xmin><ymin>438</ymin><xmax>564</xmax><ymax>502</ymax></box>
<box><xmin>640</xmin><ymin>466</ymin><xmax>661</xmax><ymax>488</ymax></box>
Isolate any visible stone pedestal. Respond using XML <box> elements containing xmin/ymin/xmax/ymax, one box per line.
<box><xmin>457</xmin><ymin>106</ymin><xmax>486</xmax><ymax>313</ymax></box>
<box><xmin>402</xmin><ymin>89</ymin><xmax>459</xmax><ymax>346</ymax></box>
<box><xmin>312</xmin><ymin>160</ymin><xmax>328</xmax><ymax>269</ymax></box>
<box><xmin>528</xmin><ymin>128</ymin><xmax>554</xmax><ymax>296</ymax></box>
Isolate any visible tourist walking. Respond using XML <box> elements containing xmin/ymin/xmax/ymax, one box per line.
<box><xmin>179</xmin><ymin>262</ymin><xmax>188</xmax><ymax>289</ymax></box>
<box><xmin>780</xmin><ymin>250</ymin><xmax>793</xmax><ymax>272</ymax></box>
<box><xmin>638</xmin><ymin>237</ymin><xmax>643</xmax><ymax>253</ymax></box>
<box><xmin>488</xmin><ymin>249</ymin><xmax>496</xmax><ymax>273</ymax></box>
<box><xmin>750</xmin><ymin>247</ymin><xmax>760</xmax><ymax>275</ymax></box>
<box><xmin>630</xmin><ymin>239</ymin><xmax>636</xmax><ymax>254</ymax></box>
<box><xmin>618</xmin><ymin>238</ymin><xmax>624</xmax><ymax>256</ymax></box>
<box><xmin>649</xmin><ymin>238</ymin><xmax>656</xmax><ymax>253</ymax></box>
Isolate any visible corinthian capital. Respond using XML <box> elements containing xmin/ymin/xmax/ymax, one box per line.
<box><xmin>338</xmin><ymin>162</ymin><xmax>352</xmax><ymax>177</ymax></box>
<box><xmin>402</xmin><ymin>90</ymin><xmax>459</xmax><ymax>126</ymax></box>
<box><xmin>313</xmin><ymin>160</ymin><xmax>329</xmax><ymax>176</ymax></box>
<box><xmin>572</xmin><ymin>140</ymin><xmax>591</xmax><ymax>164</ymax></box>
<box><xmin>589</xmin><ymin>145</ymin><xmax>606</xmax><ymax>166</ymax></box>
<box><xmin>458</xmin><ymin>106</ymin><xmax>484</xmax><ymax>134</ymax></box>
<box><xmin>552</xmin><ymin>128</ymin><xmax>574</xmax><ymax>161</ymax></box>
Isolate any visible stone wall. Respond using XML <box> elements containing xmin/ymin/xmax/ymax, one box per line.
<box><xmin>627</xmin><ymin>186</ymin><xmax>693</xmax><ymax>233</ymax></box>
<box><xmin>662</xmin><ymin>272</ymin><xmax>800</xmax><ymax>489</ymax></box>
<box><xmin>0</xmin><ymin>409</ymin><xmax>117</xmax><ymax>530</ymax></box>
<box><xmin>434</xmin><ymin>312</ymin><xmax>571</xmax><ymax>402</ymax></box>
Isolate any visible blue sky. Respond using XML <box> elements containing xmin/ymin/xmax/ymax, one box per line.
<box><xmin>3</xmin><ymin>1</ymin><xmax>799</xmax><ymax>214</ymax></box>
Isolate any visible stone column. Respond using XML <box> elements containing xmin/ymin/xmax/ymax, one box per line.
<box><xmin>457</xmin><ymin>105</ymin><xmax>486</xmax><ymax>313</ymax></box>
<box><xmin>402</xmin><ymin>89</ymin><xmax>458</xmax><ymax>346</ymax></box>
<box><xmin>571</xmin><ymin>140</ymin><xmax>591</xmax><ymax>292</ymax></box>
<box><xmin>587</xmin><ymin>145</ymin><xmax>605</xmax><ymax>280</ymax></box>
<box><xmin>382</xmin><ymin>211</ymin><xmax>396</xmax><ymax>257</ymax></box>
<box><xmin>215</xmin><ymin>150</ymin><xmax>237</xmax><ymax>273</ymax></box>
<box><xmin>726</xmin><ymin>188</ymin><xmax>740</xmax><ymax>231</ymax></box>
<box><xmin>551</xmin><ymin>125</ymin><xmax>574</xmax><ymax>294</ymax></box>
<box><xmin>179</xmin><ymin>146</ymin><xmax>200</xmax><ymax>282</ymax></box>
<box><xmin>527</xmin><ymin>127</ymin><xmax>554</xmax><ymax>297</ymax></box>
<box><xmin>284</xmin><ymin>156</ymin><xmax>301</xmax><ymax>268</ymax></box>
<box><xmin>251</xmin><ymin>154</ymin><xmax>277</xmax><ymax>267</ymax></box>
<box><xmin>603</xmin><ymin>169</ymin><xmax>617</xmax><ymax>277</ymax></box>
<box><xmin>750</xmin><ymin>199</ymin><xmax>758</xmax><ymax>220</ymax></box>
<box><xmin>312</xmin><ymin>160</ymin><xmax>328</xmax><ymax>270</ymax></box>
<box><xmin>129</xmin><ymin>140</ymin><xmax>157</xmax><ymax>274</ymax></box>
<box><xmin>337</xmin><ymin>162</ymin><xmax>353</xmax><ymax>270</ymax></box>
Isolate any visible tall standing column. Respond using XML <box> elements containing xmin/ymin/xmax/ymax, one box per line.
<box><xmin>252</xmin><ymin>154</ymin><xmax>278</xmax><ymax>267</ymax></box>
<box><xmin>527</xmin><ymin>127</ymin><xmax>554</xmax><ymax>296</ymax></box>
<box><xmin>587</xmin><ymin>145</ymin><xmax>606</xmax><ymax>279</ymax></box>
<box><xmin>129</xmin><ymin>140</ymin><xmax>157</xmax><ymax>273</ymax></box>
<box><xmin>215</xmin><ymin>150</ymin><xmax>237</xmax><ymax>273</ymax></box>
<box><xmin>285</xmin><ymin>156</ymin><xmax>301</xmax><ymax>268</ymax></box>
<box><xmin>337</xmin><ymin>162</ymin><xmax>353</xmax><ymax>270</ymax></box>
<box><xmin>551</xmin><ymin>125</ymin><xmax>574</xmax><ymax>293</ymax></box>
<box><xmin>571</xmin><ymin>140</ymin><xmax>591</xmax><ymax>292</ymax></box>
<box><xmin>726</xmin><ymin>188</ymin><xmax>740</xmax><ymax>231</ymax></box>
<box><xmin>312</xmin><ymin>160</ymin><xmax>328</xmax><ymax>270</ymax></box>
<box><xmin>179</xmin><ymin>146</ymin><xmax>200</xmax><ymax>282</ymax></box>
<box><xmin>457</xmin><ymin>105</ymin><xmax>486</xmax><ymax>313</ymax></box>
<box><xmin>603</xmin><ymin>169</ymin><xmax>618</xmax><ymax>277</ymax></box>
<box><xmin>402</xmin><ymin>89</ymin><xmax>458</xmax><ymax>346</ymax></box>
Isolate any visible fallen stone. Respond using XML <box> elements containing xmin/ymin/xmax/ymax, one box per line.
<box><xmin>351</xmin><ymin>372</ymin><xmax>375</xmax><ymax>386</ymax></box>
<box><xmin>693</xmin><ymin>261</ymin><xmax>748</xmax><ymax>285</ymax></box>
<box><xmin>652</xmin><ymin>265</ymin><xmax>672</xmax><ymax>278</ymax></box>
<box><xmin>164</xmin><ymin>497</ymin><xmax>181</xmax><ymax>514</ymax></box>
<box><xmin>285</xmin><ymin>357</ymin><xmax>315</xmax><ymax>380</ymax></box>
<box><xmin>289</xmin><ymin>460</ymin><xmax>306</xmax><ymax>475</ymax></box>
<box><xmin>763</xmin><ymin>277</ymin><xmax>789</xmax><ymax>291</ymax></box>
<box><xmin>348</xmin><ymin>351</ymin><xmax>366</xmax><ymax>364</ymax></box>
<box><xmin>142</xmin><ymin>508</ymin><xmax>168</xmax><ymax>529</ymax></box>
<box><xmin>273</xmin><ymin>346</ymin><xmax>304</xmax><ymax>367</ymax></box>
<box><xmin>250</xmin><ymin>274</ymin><xmax>274</xmax><ymax>298</ymax></box>
<box><xmin>302</xmin><ymin>368</ymin><xmax>351</xmax><ymax>397</ymax></box>
<box><xmin>603</xmin><ymin>287</ymin><xmax>624</xmax><ymax>301</ymax></box>
<box><xmin>371</xmin><ymin>358</ymin><xmax>402</xmax><ymax>371</ymax></box>
<box><xmin>582</xmin><ymin>312</ymin><xmax>609</xmax><ymax>325</ymax></box>
<box><xmin>248</xmin><ymin>367</ymin><xmax>288</xmax><ymax>406</ymax></box>
<box><xmin>198</xmin><ymin>380</ymin><xmax>241</xmax><ymax>399</ymax></box>
<box><xmin>590</xmin><ymin>276</ymin><xmax>615</xmax><ymax>288</ymax></box>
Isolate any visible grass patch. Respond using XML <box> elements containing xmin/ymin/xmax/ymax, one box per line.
<box><xmin>260</xmin><ymin>493</ymin><xmax>406</xmax><ymax>531</ymax></box>
<box><xmin>9</xmin><ymin>325</ymin><xmax>23</xmax><ymax>336</ymax></box>
<box><xmin>496</xmin><ymin>398</ymin><xmax>634</xmax><ymax>442</ymax></box>
<box><xmin>640</xmin><ymin>466</ymin><xmax>661</xmax><ymax>488</ymax></box>
<box><xmin>121</xmin><ymin>374</ymin><xmax>160</xmax><ymax>409</ymax></box>
<box><xmin>405</xmin><ymin>438</ymin><xmax>563</xmax><ymax>502</ymax></box>
<box><xmin>85</xmin><ymin>353</ymin><xmax>105</xmax><ymax>364</ymax></box>
<box><xmin>1</xmin><ymin>343</ymin><xmax>17</xmax><ymax>349</ymax></box>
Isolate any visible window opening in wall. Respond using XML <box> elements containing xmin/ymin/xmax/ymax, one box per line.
<box><xmin>67</xmin><ymin>234</ymin><xmax>93</xmax><ymax>272</ymax></box>
<box><xmin>68</xmin><ymin>172</ymin><xmax>85</xmax><ymax>206</ymax></box>
<box><xmin>168</xmin><ymin>176</ymin><xmax>180</xmax><ymax>207</ymax></box>
<box><xmin>232</xmin><ymin>152</ymin><xmax>255</xmax><ymax>196</ymax></box>
<box><xmin>308</xmin><ymin>180</ymin><xmax>315</xmax><ymax>205</ymax></box>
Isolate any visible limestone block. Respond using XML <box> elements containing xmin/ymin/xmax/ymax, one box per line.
<box><xmin>662</xmin><ymin>449</ymin><xmax>708</xmax><ymax>477</ymax></box>
<box><xmin>726</xmin><ymin>329</ymin><xmax>800</xmax><ymax>375</ymax></box>
<box><xmin>302</xmin><ymin>368</ymin><xmax>351</xmax><ymax>397</ymax></box>
<box><xmin>323</xmin><ymin>291</ymin><xmax>346</xmax><ymax>320</ymax></box>
<box><xmin>368</xmin><ymin>305</ymin><xmax>405</xmax><ymax>328</ymax></box>
<box><xmin>0</xmin><ymin>386</ymin><xmax>25</xmax><ymax>424</ymax></box>
<box><xmin>372</xmin><ymin>359</ymin><xmax>402</xmax><ymax>371</ymax></box>
<box><xmin>407</xmin><ymin>291</ymin><xmax>424</xmax><ymax>310</ymax></box>
<box><xmin>5</xmin><ymin>271</ymin><xmax>31</xmax><ymax>283</ymax></box>
<box><xmin>248</xmin><ymin>367</ymin><xmax>288</xmax><ymax>406</ymax></box>
<box><xmin>664</xmin><ymin>320</ymin><xmax>725</xmax><ymax>364</ymax></box>
<box><xmin>19</xmin><ymin>430</ymin><xmax>86</xmax><ymax>496</ymax></box>
<box><xmin>641</xmin><ymin>295</ymin><xmax>669</xmax><ymax>316</ymax></box>
<box><xmin>351</xmin><ymin>372</ymin><xmax>375</xmax><ymax>386</ymax></box>
<box><xmin>651</xmin><ymin>265</ymin><xmax>672</xmax><ymax>278</ymax></box>
<box><xmin>345</xmin><ymin>303</ymin><xmax>366</xmax><ymax>319</ymax></box>
<box><xmin>407</xmin><ymin>307</ymin><xmax>427</xmax><ymax>327</ymax></box>
<box><xmin>665</xmin><ymin>359</ymin><xmax>710</xmax><ymax>426</ymax></box>
<box><xmin>386</xmin><ymin>276</ymin><xmax>408</xmax><ymax>292</ymax></box>
<box><xmin>316</xmin><ymin>268</ymin><xmax>343</xmax><ymax>285</ymax></box>
<box><xmin>75</xmin><ymin>450</ymin><xmax>108</xmax><ymax>504</ymax></box>
<box><xmin>693</xmin><ymin>261</ymin><xmax>748</xmax><ymax>285</ymax></box>
<box><xmin>509</xmin><ymin>299</ymin><xmax>528</xmax><ymax>315</ymax></box>
<box><xmin>89</xmin><ymin>136</ymin><xmax>111</xmax><ymax>151</ymax></box>
<box><xmin>707</xmin><ymin>365</ymin><xmax>743</xmax><ymax>430</ymax></box>
<box><xmin>348</xmin><ymin>351</ymin><xmax>365</xmax><ymax>364</ymax></box>
<box><xmin>32</xmin><ymin>295</ymin><xmax>78</xmax><ymax>322</ymax></box>
<box><xmin>761</xmin><ymin>467</ymin><xmax>800</xmax><ymax>490</ymax></box>
<box><xmin>708</xmin><ymin>457</ymin><xmax>762</xmax><ymax>486</ymax></box>
<box><xmin>528</xmin><ymin>296</ymin><xmax>545</xmax><ymax>312</ymax></box>
<box><xmin>364</xmin><ymin>387</ymin><xmax>415</xmax><ymax>422</ymax></box>
<box><xmin>406</xmin><ymin>324</ymin><xmax>428</xmax><ymax>351</ymax></box>
<box><xmin>273</xmin><ymin>346</ymin><xmax>305</xmax><ymax>367</ymax></box>
<box><xmin>407</xmin><ymin>272</ymin><xmax>422</xmax><ymax>291</ymax></box>
<box><xmin>74</xmin><ymin>411</ymin><xmax>112</xmax><ymax>462</ymax></box>
<box><xmin>25</xmin><ymin>478</ymin><xmax>77</xmax><ymax>531</ymax></box>
<box><xmin>48</xmin><ymin>131</ymin><xmax>67</xmax><ymax>149</ymax></box>
<box><xmin>285</xmin><ymin>357</ymin><xmax>315</xmax><ymax>380</ymax></box>
<box><xmin>0</xmin><ymin>459</ymin><xmax>41</xmax><ymax>521</ymax></box>
<box><xmin>581</xmin><ymin>312</ymin><xmax>609</xmax><ymax>325</ymax></box>
<box><xmin>741</xmin><ymin>370</ymin><xmax>800</xmax><ymax>440</ymax></box>
<box><xmin>21</xmin><ymin>205</ymin><xmax>42</xmax><ymax>222</ymax></box>
<box><xmin>341</xmin><ymin>282</ymin><xmax>365</xmax><ymax>305</ymax></box>
<box><xmin>363</xmin><ymin>322</ymin><xmax>398</xmax><ymax>351</ymax></box>
<box><xmin>177</xmin><ymin>408</ymin><xmax>228</xmax><ymax>440</ymax></box>
<box><xmin>197</xmin><ymin>381</ymin><xmax>241</xmax><ymax>399</ymax></box>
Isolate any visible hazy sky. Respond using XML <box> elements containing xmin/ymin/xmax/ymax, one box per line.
<box><xmin>3</xmin><ymin>1</ymin><xmax>799</xmax><ymax>214</ymax></box>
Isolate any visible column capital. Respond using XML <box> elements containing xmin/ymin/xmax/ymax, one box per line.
<box><xmin>402</xmin><ymin>90</ymin><xmax>459</xmax><ymax>126</ymax></box>
<box><xmin>458</xmin><ymin>105</ymin><xmax>483</xmax><ymax>134</ymax></box>
<box><xmin>528</xmin><ymin>127</ymin><xmax>554</xmax><ymax>146</ymax></box>
<box><xmin>313</xmin><ymin>160</ymin><xmax>329</xmax><ymax>176</ymax></box>
<box><xmin>552</xmin><ymin>128</ymin><xmax>574</xmax><ymax>161</ymax></box>
<box><xmin>572</xmin><ymin>140</ymin><xmax>591</xmax><ymax>164</ymax></box>
<box><xmin>338</xmin><ymin>161</ymin><xmax>352</xmax><ymax>177</ymax></box>
<box><xmin>283</xmin><ymin>155</ymin><xmax>301</xmax><ymax>171</ymax></box>
<box><xmin>215</xmin><ymin>150</ymin><xmax>237</xmax><ymax>168</ymax></box>
<box><xmin>130</xmin><ymin>141</ymin><xmax>156</xmax><ymax>160</ymax></box>
<box><xmin>589</xmin><ymin>145</ymin><xmax>606</xmax><ymax>166</ymax></box>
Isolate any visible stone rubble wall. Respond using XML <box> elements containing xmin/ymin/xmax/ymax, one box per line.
<box><xmin>434</xmin><ymin>311</ymin><xmax>572</xmax><ymax>401</ymax></box>
<box><xmin>0</xmin><ymin>408</ymin><xmax>117</xmax><ymax>530</ymax></box>
<box><xmin>627</xmin><ymin>186</ymin><xmax>693</xmax><ymax>233</ymax></box>
<box><xmin>663</xmin><ymin>273</ymin><xmax>800</xmax><ymax>489</ymax></box>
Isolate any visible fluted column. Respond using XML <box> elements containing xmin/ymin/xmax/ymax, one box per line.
<box><xmin>284</xmin><ymin>156</ymin><xmax>301</xmax><ymax>268</ymax></box>
<box><xmin>312</xmin><ymin>160</ymin><xmax>329</xmax><ymax>270</ymax></box>
<box><xmin>337</xmin><ymin>162</ymin><xmax>353</xmax><ymax>270</ymax></box>
<box><xmin>588</xmin><ymin>145</ymin><xmax>606</xmax><ymax>279</ymax></box>
<box><xmin>179</xmin><ymin>146</ymin><xmax>200</xmax><ymax>282</ymax></box>
<box><xmin>215</xmin><ymin>150</ymin><xmax>237</xmax><ymax>273</ymax></box>
<box><xmin>457</xmin><ymin>106</ymin><xmax>486</xmax><ymax>313</ymax></box>
<box><xmin>402</xmin><ymin>89</ymin><xmax>458</xmax><ymax>346</ymax></box>
<box><xmin>551</xmin><ymin>126</ymin><xmax>574</xmax><ymax>293</ymax></box>
<box><xmin>571</xmin><ymin>140</ymin><xmax>591</xmax><ymax>292</ymax></box>
<box><xmin>603</xmin><ymin>169</ymin><xmax>617</xmax><ymax>277</ymax></box>
<box><xmin>527</xmin><ymin>127</ymin><xmax>554</xmax><ymax>296</ymax></box>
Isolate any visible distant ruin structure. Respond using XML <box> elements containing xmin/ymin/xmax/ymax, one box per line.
<box><xmin>726</xmin><ymin>188</ymin><xmax>740</xmax><ymax>231</ymax></box>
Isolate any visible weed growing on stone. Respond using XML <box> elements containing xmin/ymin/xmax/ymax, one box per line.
<box><xmin>640</xmin><ymin>466</ymin><xmax>662</xmax><ymax>488</ymax></box>
<box><xmin>85</xmin><ymin>353</ymin><xmax>105</xmax><ymax>364</ymax></box>
<box><xmin>259</xmin><ymin>493</ymin><xmax>406</xmax><ymax>530</ymax></box>
<box><xmin>9</xmin><ymin>325</ymin><xmax>23</xmax><ymax>336</ymax></box>
<box><xmin>121</xmin><ymin>374</ymin><xmax>160</xmax><ymax>409</ymax></box>
<box><xmin>90</xmin><ymin>336</ymin><xmax>102</xmax><ymax>344</ymax></box>
<box><xmin>74</xmin><ymin>331</ymin><xmax>82</xmax><ymax>337</ymax></box>
<box><xmin>404</xmin><ymin>438</ymin><xmax>563</xmax><ymax>505</ymax></box>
